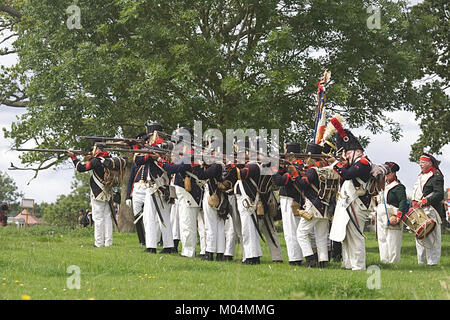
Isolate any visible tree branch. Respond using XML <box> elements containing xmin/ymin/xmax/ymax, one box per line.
<box><xmin>0</xmin><ymin>32</ymin><xmax>16</xmax><ymax>45</ymax></box>
<box><xmin>9</xmin><ymin>156</ymin><xmax>64</xmax><ymax>185</ymax></box>
<box><xmin>0</xmin><ymin>5</ymin><xmax>22</xmax><ymax>20</ymax></box>
<box><xmin>0</xmin><ymin>98</ymin><xmax>28</xmax><ymax>108</ymax></box>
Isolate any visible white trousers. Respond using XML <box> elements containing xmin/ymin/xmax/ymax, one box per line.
<box><xmin>297</xmin><ymin>217</ymin><xmax>329</xmax><ymax>262</ymax></box>
<box><xmin>132</xmin><ymin>183</ymin><xmax>146</xmax><ymax>217</ymax></box>
<box><xmin>258</xmin><ymin>210</ymin><xmax>283</xmax><ymax>261</ymax></box>
<box><xmin>236</xmin><ymin>194</ymin><xmax>262</xmax><ymax>260</ymax></box>
<box><xmin>280</xmin><ymin>197</ymin><xmax>303</xmax><ymax>262</ymax></box>
<box><xmin>224</xmin><ymin>216</ymin><xmax>237</xmax><ymax>256</ymax></box>
<box><xmin>170</xmin><ymin>199</ymin><xmax>180</xmax><ymax>240</ymax></box>
<box><xmin>341</xmin><ymin>204</ymin><xmax>370</xmax><ymax>270</ymax></box>
<box><xmin>91</xmin><ymin>197</ymin><xmax>113</xmax><ymax>247</ymax></box>
<box><xmin>376</xmin><ymin>207</ymin><xmax>402</xmax><ymax>264</ymax></box>
<box><xmin>197</xmin><ymin>208</ymin><xmax>207</xmax><ymax>255</ymax></box>
<box><xmin>202</xmin><ymin>191</ymin><xmax>225</xmax><ymax>254</ymax></box>
<box><xmin>143</xmin><ymin>188</ymin><xmax>174</xmax><ymax>249</ymax></box>
<box><xmin>227</xmin><ymin>195</ymin><xmax>242</xmax><ymax>257</ymax></box>
<box><xmin>176</xmin><ymin>186</ymin><xmax>201</xmax><ymax>257</ymax></box>
<box><xmin>415</xmin><ymin>207</ymin><xmax>441</xmax><ymax>265</ymax></box>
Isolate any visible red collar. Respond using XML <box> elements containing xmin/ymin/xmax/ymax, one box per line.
<box><xmin>96</xmin><ymin>152</ymin><xmax>110</xmax><ymax>157</ymax></box>
<box><xmin>423</xmin><ymin>166</ymin><xmax>435</xmax><ymax>174</ymax></box>
<box><xmin>152</xmin><ymin>138</ymin><xmax>164</xmax><ymax>146</ymax></box>
<box><xmin>386</xmin><ymin>176</ymin><xmax>397</xmax><ymax>184</ymax></box>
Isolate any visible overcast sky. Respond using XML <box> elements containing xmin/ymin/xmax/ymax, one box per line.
<box><xmin>1</xmin><ymin>0</ymin><xmax>448</xmax><ymax>204</ymax></box>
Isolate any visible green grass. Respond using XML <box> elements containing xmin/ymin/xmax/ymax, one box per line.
<box><xmin>0</xmin><ymin>225</ymin><xmax>448</xmax><ymax>300</ymax></box>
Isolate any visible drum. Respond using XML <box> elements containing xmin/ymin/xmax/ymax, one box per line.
<box><xmin>402</xmin><ymin>207</ymin><xmax>436</xmax><ymax>239</ymax></box>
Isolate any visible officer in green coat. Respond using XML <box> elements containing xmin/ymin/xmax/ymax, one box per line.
<box><xmin>411</xmin><ymin>153</ymin><xmax>445</xmax><ymax>265</ymax></box>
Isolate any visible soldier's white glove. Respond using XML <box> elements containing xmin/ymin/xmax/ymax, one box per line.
<box><xmin>125</xmin><ymin>199</ymin><xmax>132</xmax><ymax>207</ymax></box>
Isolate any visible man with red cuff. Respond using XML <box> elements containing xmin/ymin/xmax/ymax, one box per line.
<box><xmin>328</xmin><ymin>128</ymin><xmax>375</xmax><ymax>271</ymax></box>
<box><xmin>273</xmin><ymin>142</ymin><xmax>304</xmax><ymax>266</ymax></box>
<box><xmin>411</xmin><ymin>153</ymin><xmax>444</xmax><ymax>265</ymax></box>
<box><xmin>68</xmin><ymin>143</ymin><xmax>114</xmax><ymax>247</ymax></box>
<box><xmin>125</xmin><ymin>133</ymin><xmax>149</xmax><ymax>247</ymax></box>
<box><xmin>294</xmin><ymin>142</ymin><xmax>340</xmax><ymax>268</ymax></box>
<box><xmin>375</xmin><ymin>161</ymin><xmax>408</xmax><ymax>264</ymax></box>
<box><xmin>134</xmin><ymin>123</ymin><xmax>176</xmax><ymax>254</ymax></box>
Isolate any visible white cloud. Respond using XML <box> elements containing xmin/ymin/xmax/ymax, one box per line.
<box><xmin>1</xmin><ymin>107</ymin><xmax>74</xmax><ymax>204</ymax></box>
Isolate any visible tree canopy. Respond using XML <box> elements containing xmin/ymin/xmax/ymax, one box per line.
<box><xmin>1</xmin><ymin>0</ymin><xmax>447</xmax><ymax>161</ymax></box>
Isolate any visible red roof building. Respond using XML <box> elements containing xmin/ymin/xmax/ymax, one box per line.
<box><xmin>15</xmin><ymin>209</ymin><xmax>43</xmax><ymax>225</ymax></box>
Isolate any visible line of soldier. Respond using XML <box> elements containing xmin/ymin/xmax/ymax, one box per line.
<box><xmin>68</xmin><ymin>122</ymin><xmax>445</xmax><ymax>270</ymax></box>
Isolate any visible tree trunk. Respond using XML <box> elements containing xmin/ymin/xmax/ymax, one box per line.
<box><xmin>117</xmin><ymin>163</ymin><xmax>135</xmax><ymax>233</ymax></box>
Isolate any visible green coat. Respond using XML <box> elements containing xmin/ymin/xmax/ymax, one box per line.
<box><xmin>423</xmin><ymin>170</ymin><xmax>445</xmax><ymax>219</ymax></box>
<box><xmin>386</xmin><ymin>182</ymin><xmax>408</xmax><ymax>218</ymax></box>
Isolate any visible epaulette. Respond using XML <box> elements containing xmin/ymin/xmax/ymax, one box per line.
<box><xmin>359</xmin><ymin>156</ymin><xmax>370</xmax><ymax>165</ymax></box>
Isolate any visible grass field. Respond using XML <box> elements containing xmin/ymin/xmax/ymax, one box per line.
<box><xmin>0</xmin><ymin>225</ymin><xmax>448</xmax><ymax>300</ymax></box>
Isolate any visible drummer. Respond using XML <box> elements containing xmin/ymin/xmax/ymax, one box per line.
<box><xmin>411</xmin><ymin>153</ymin><xmax>445</xmax><ymax>266</ymax></box>
<box><xmin>374</xmin><ymin>162</ymin><xmax>408</xmax><ymax>264</ymax></box>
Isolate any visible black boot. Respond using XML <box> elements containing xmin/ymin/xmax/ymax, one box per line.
<box><xmin>304</xmin><ymin>255</ymin><xmax>317</xmax><ymax>268</ymax></box>
<box><xmin>145</xmin><ymin>248</ymin><xmax>156</xmax><ymax>253</ymax></box>
<box><xmin>331</xmin><ymin>241</ymin><xmax>342</xmax><ymax>262</ymax></box>
<box><xmin>319</xmin><ymin>261</ymin><xmax>328</xmax><ymax>269</ymax></box>
<box><xmin>243</xmin><ymin>257</ymin><xmax>258</xmax><ymax>265</ymax></box>
<box><xmin>313</xmin><ymin>252</ymin><xmax>318</xmax><ymax>264</ymax></box>
<box><xmin>223</xmin><ymin>255</ymin><xmax>233</xmax><ymax>261</ymax></box>
<box><xmin>173</xmin><ymin>239</ymin><xmax>180</xmax><ymax>253</ymax></box>
<box><xmin>216</xmin><ymin>253</ymin><xmax>224</xmax><ymax>261</ymax></box>
<box><xmin>202</xmin><ymin>251</ymin><xmax>214</xmax><ymax>261</ymax></box>
<box><xmin>289</xmin><ymin>260</ymin><xmax>303</xmax><ymax>266</ymax></box>
<box><xmin>136</xmin><ymin>219</ymin><xmax>146</xmax><ymax>246</ymax></box>
<box><xmin>160</xmin><ymin>247</ymin><xmax>173</xmax><ymax>254</ymax></box>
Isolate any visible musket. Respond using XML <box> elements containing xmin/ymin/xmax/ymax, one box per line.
<box><xmin>103</xmin><ymin>147</ymin><xmax>171</xmax><ymax>155</ymax></box>
<box><xmin>100</xmin><ymin>142</ymin><xmax>134</xmax><ymax>147</ymax></box>
<box><xmin>77</xmin><ymin>135</ymin><xmax>146</xmax><ymax>144</ymax></box>
<box><xmin>15</xmin><ymin>148</ymin><xmax>91</xmax><ymax>155</ymax></box>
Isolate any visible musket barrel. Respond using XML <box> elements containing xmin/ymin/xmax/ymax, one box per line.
<box><xmin>103</xmin><ymin>148</ymin><xmax>169</xmax><ymax>154</ymax></box>
<box><xmin>15</xmin><ymin>148</ymin><xmax>87</xmax><ymax>154</ymax></box>
<box><xmin>77</xmin><ymin>136</ymin><xmax>144</xmax><ymax>143</ymax></box>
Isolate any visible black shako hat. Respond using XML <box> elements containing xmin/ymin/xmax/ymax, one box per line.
<box><xmin>146</xmin><ymin>122</ymin><xmax>163</xmax><ymax>135</ymax></box>
<box><xmin>385</xmin><ymin>161</ymin><xmax>400</xmax><ymax>173</ymax></box>
<box><xmin>305</xmin><ymin>142</ymin><xmax>323</xmax><ymax>155</ymax></box>
<box><xmin>335</xmin><ymin>129</ymin><xmax>364</xmax><ymax>152</ymax></box>
<box><xmin>285</xmin><ymin>142</ymin><xmax>301</xmax><ymax>154</ymax></box>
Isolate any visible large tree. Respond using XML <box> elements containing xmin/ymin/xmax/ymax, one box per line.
<box><xmin>402</xmin><ymin>0</ymin><xmax>449</xmax><ymax>160</ymax></box>
<box><xmin>0</xmin><ymin>170</ymin><xmax>23</xmax><ymax>203</ymax></box>
<box><xmin>1</xmin><ymin>0</ymin><xmax>448</xmax><ymax>230</ymax></box>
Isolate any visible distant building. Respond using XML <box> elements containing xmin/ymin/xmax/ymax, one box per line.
<box><xmin>15</xmin><ymin>209</ymin><xmax>43</xmax><ymax>225</ymax></box>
